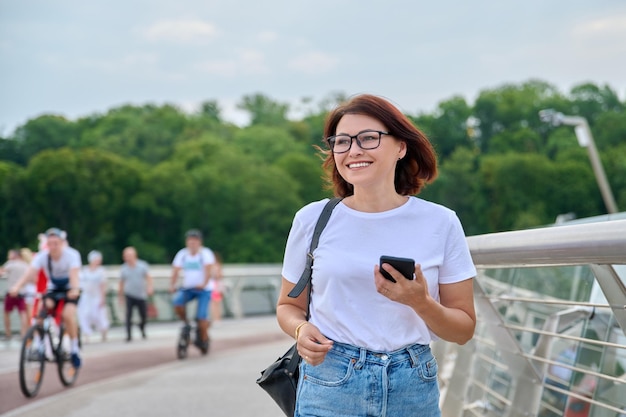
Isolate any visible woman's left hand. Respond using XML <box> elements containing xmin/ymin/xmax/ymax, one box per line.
<box><xmin>374</xmin><ymin>263</ymin><xmax>431</xmax><ymax>309</ymax></box>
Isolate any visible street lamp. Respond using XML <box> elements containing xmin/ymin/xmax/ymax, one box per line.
<box><xmin>539</xmin><ymin>109</ymin><xmax>618</xmax><ymax>214</ymax></box>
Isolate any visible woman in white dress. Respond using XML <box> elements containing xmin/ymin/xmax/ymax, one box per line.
<box><xmin>78</xmin><ymin>250</ymin><xmax>109</xmax><ymax>342</ymax></box>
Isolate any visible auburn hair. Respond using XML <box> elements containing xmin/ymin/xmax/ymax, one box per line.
<box><xmin>321</xmin><ymin>94</ymin><xmax>438</xmax><ymax>197</ymax></box>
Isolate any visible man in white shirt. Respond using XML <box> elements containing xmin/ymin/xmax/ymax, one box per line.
<box><xmin>10</xmin><ymin>228</ymin><xmax>83</xmax><ymax>368</ymax></box>
<box><xmin>170</xmin><ymin>229</ymin><xmax>216</xmax><ymax>353</ymax></box>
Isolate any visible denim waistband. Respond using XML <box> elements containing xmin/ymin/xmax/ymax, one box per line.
<box><xmin>329</xmin><ymin>340</ymin><xmax>431</xmax><ymax>367</ymax></box>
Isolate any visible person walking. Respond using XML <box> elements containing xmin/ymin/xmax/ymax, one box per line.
<box><xmin>118</xmin><ymin>247</ymin><xmax>153</xmax><ymax>342</ymax></box>
<box><xmin>1</xmin><ymin>250</ymin><xmax>30</xmax><ymax>339</ymax></box>
<box><xmin>210</xmin><ymin>252</ymin><xmax>225</xmax><ymax>324</ymax></box>
<box><xmin>276</xmin><ymin>94</ymin><xmax>476</xmax><ymax>416</ymax></box>
<box><xmin>19</xmin><ymin>248</ymin><xmax>36</xmax><ymax>327</ymax></box>
<box><xmin>78</xmin><ymin>250</ymin><xmax>109</xmax><ymax>342</ymax></box>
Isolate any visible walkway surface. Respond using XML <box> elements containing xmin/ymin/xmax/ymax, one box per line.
<box><xmin>0</xmin><ymin>317</ymin><xmax>292</xmax><ymax>417</ymax></box>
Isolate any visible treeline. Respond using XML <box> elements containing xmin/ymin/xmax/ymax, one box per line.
<box><xmin>1</xmin><ymin>80</ymin><xmax>625</xmax><ymax>264</ymax></box>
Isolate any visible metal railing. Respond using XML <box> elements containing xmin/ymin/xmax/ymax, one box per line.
<box><xmin>438</xmin><ymin>219</ymin><xmax>626</xmax><ymax>417</ymax></box>
<box><xmin>0</xmin><ymin>264</ymin><xmax>283</xmax><ymax>332</ymax></box>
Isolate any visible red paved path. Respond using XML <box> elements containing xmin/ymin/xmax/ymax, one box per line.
<box><xmin>0</xmin><ymin>332</ymin><xmax>285</xmax><ymax>414</ymax></box>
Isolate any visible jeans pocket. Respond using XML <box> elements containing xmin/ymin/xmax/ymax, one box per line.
<box><xmin>418</xmin><ymin>354</ymin><xmax>438</xmax><ymax>382</ymax></box>
<box><xmin>302</xmin><ymin>353</ymin><xmax>356</xmax><ymax>387</ymax></box>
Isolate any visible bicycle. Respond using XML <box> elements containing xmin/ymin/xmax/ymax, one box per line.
<box><xmin>19</xmin><ymin>295</ymin><xmax>82</xmax><ymax>397</ymax></box>
<box><xmin>176</xmin><ymin>319</ymin><xmax>210</xmax><ymax>359</ymax></box>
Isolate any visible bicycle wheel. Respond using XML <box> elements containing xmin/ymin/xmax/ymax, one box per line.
<box><xmin>56</xmin><ymin>325</ymin><xmax>79</xmax><ymax>386</ymax></box>
<box><xmin>176</xmin><ymin>325</ymin><xmax>190</xmax><ymax>360</ymax></box>
<box><xmin>19</xmin><ymin>325</ymin><xmax>46</xmax><ymax>398</ymax></box>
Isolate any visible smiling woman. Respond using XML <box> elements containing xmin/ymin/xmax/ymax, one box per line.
<box><xmin>321</xmin><ymin>94</ymin><xmax>438</xmax><ymax>199</ymax></box>
<box><xmin>276</xmin><ymin>94</ymin><xmax>477</xmax><ymax>417</ymax></box>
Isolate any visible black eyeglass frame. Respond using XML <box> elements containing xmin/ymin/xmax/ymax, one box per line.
<box><xmin>326</xmin><ymin>130</ymin><xmax>390</xmax><ymax>154</ymax></box>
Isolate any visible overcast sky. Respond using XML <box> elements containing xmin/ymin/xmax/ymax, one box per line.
<box><xmin>1</xmin><ymin>0</ymin><xmax>625</xmax><ymax>135</ymax></box>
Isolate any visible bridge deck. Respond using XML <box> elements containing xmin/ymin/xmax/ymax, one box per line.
<box><xmin>0</xmin><ymin>317</ymin><xmax>290</xmax><ymax>417</ymax></box>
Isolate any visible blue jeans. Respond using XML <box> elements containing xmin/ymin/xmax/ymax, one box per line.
<box><xmin>296</xmin><ymin>340</ymin><xmax>440</xmax><ymax>417</ymax></box>
<box><xmin>172</xmin><ymin>288</ymin><xmax>211</xmax><ymax>320</ymax></box>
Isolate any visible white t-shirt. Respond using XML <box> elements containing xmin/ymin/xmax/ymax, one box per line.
<box><xmin>31</xmin><ymin>247</ymin><xmax>82</xmax><ymax>290</ymax></box>
<box><xmin>172</xmin><ymin>247</ymin><xmax>216</xmax><ymax>290</ymax></box>
<box><xmin>282</xmin><ymin>197</ymin><xmax>477</xmax><ymax>352</ymax></box>
<box><xmin>79</xmin><ymin>266</ymin><xmax>106</xmax><ymax>298</ymax></box>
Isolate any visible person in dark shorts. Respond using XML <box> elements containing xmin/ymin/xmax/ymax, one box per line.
<box><xmin>10</xmin><ymin>228</ymin><xmax>83</xmax><ymax>368</ymax></box>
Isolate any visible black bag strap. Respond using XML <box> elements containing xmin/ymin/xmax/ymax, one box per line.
<box><xmin>47</xmin><ymin>254</ymin><xmax>53</xmax><ymax>279</ymax></box>
<box><xmin>285</xmin><ymin>197</ymin><xmax>341</xmax><ymax>375</ymax></box>
<box><xmin>287</xmin><ymin>197</ymin><xmax>342</xmax><ymax>300</ymax></box>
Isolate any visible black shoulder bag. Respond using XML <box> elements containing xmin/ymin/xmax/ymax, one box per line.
<box><xmin>256</xmin><ymin>197</ymin><xmax>342</xmax><ymax>416</ymax></box>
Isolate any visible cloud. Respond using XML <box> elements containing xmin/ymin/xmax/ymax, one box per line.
<box><xmin>572</xmin><ymin>15</ymin><xmax>626</xmax><ymax>38</ymax></box>
<box><xmin>287</xmin><ymin>51</ymin><xmax>338</xmax><ymax>75</ymax></box>
<box><xmin>80</xmin><ymin>53</ymin><xmax>159</xmax><ymax>73</ymax></box>
<box><xmin>195</xmin><ymin>59</ymin><xmax>237</xmax><ymax>77</ymax></box>
<box><xmin>195</xmin><ymin>49</ymin><xmax>270</xmax><ymax>77</ymax></box>
<box><xmin>256</xmin><ymin>31</ymin><xmax>279</xmax><ymax>43</ymax></box>
<box><xmin>140</xmin><ymin>19</ymin><xmax>218</xmax><ymax>43</ymax></box>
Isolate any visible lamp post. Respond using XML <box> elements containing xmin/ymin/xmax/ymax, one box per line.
<box><xmin>539</xmin><ymin>109</ymin><xmax>618</xmax><ymax>214</ymax></box>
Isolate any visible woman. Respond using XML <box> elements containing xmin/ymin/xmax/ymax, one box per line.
<box><xmin>78</xmin><ymin>250</ymin><xmax>109</xmax><ymax>342</ymax></box>
<box><xmin>19</xmin><ymin>248</ymin><xmax>36</xmax><ymax>327</ymax></box>
<box><xmin>210</xmin><ymin>252</ymin><xmax>225</xmax><ymax>324</ymax></box>
<box><xmin>276</xmin><ymin>94</ymin><xmax>476</xmax><ymax>416</ymax></box>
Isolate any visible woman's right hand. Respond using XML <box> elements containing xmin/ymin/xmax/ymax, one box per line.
<box><xmin>296</xmin><ymin>323</ymin><xmax>334</xmax><ymax>366</ymax></box>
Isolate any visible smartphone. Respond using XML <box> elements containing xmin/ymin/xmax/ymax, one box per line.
<box><xmin>379</xmin><ymin>256</ymin><xmax>415</xmax><ymax>282</ymax></box>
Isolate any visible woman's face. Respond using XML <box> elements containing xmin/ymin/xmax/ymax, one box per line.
<box><xmin>333</xmin><ymin>113</ymin><xmax>406</xmax><ymax>192</ymax></box>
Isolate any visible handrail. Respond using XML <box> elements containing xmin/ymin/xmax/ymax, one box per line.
<box><xmin>467</xmin><ymin>219</ymin><xmax>626</xmax><ymax>267</ymax></box>
<box><xmin>440</xmin><ymin>218</ymin><xmax>626</xmax><ymax>417</ymax></box>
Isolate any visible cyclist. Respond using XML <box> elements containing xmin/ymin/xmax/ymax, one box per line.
<box><xmin>169</xmin><ymin>229</ymin><xmax>216</xmax><ymax>351</ymax></box>
<box><xmin>10</xmin><ymin>228</ymin><xmax>82</xmax><ymax>368</ymax></box>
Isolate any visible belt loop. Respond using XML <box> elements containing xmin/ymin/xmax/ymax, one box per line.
<box><xmin>354</xmin><ymin>347</ymin><xmax>367</xmax><ymax>370</ymax></box>
<box><xmin>407</xmin><ymin>344</ymin><xmax>420</xmax><ymax>368</ymax></box>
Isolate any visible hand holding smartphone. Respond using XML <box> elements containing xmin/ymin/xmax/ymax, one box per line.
<box><xmin>379</xmin><ymin>256</ymin><xmax>415</xmax><ymax>283</ymax></box>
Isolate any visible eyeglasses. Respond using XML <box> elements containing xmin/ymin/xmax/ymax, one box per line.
<box><xmin>326</xmin><ymin>130</ymin><xmax>389</xmax><ymax>154</ymax></box>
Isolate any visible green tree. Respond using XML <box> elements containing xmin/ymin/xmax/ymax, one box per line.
<box><xmin>569</xmin><ymin>83</ymin><xmax>623</xmax><ymax>124</ymax></box>
<box><xmin>473</xmin><ymin>79</ymin><xmax>568</xmax><ymax>151</ymax></box>
<box><xmin>237</xmin><ymin>93</ymin><xmax>290</xmax><ymax>126</ymax></box>
<box><xmin>232</xmin><ymin>125</ymin><xmax>306</xmax><ymax>164</ymax></box>
<box><xmin>11</xmin><ymin>115</ymin><xmax>77</xmax><ymax>162</ymax></box>
<box><xmin>275</xmin><ymin>153</ymin><xmax>328</xmax><ymax>204</ymax></box>
<box><xmin>0</xmin><ymin>162</ymin><xmax>27</xmax><ymax>254</ymax></box>
<box><xmin>489</xmin><ymin>127</ymin><xmax>542</xmax><ymax>154</ymax></box>
<box><xmin>5</xmin><ymin>148</ymin><xmax>146</xmax><ymax>261</ymax></box>
<box><xmin>421</xmin><ymin>147</ymin><xmax>487</xmax><ymax>235</ymax></box>
<box><xmin>411</xmin><ymin>96</ymin><xmax>474</xmax><ymax>161</ymax></box>
<box><xmin>76</xmin><ymin>104</ymin><xmax>189</xmax><ymax>164</ymax></box>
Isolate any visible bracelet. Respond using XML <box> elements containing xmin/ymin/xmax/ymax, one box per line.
<box><xmin>294</xmin><ymin>321</ymin><xmax>309</xmax><ymax>340</ymax></box>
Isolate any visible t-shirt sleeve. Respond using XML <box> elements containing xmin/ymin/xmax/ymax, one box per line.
<box><xmin>202</xmin><ymin>248</ymin><xmax>216</xmax><ymax>265</ymax></box>
<box><xmin>31</xmin><ymin>252</ymin><xmax>46</xmax><ymax>269</ymax></box>
<box><xmin>69</xmin><ymin>250</ymin><xmax>82</xmax><ymax>269</ymax></box>
<box><xmin>172</xmin><ymin>250</ymin><xmax>184</xmax><ymax>267</ymax></box>
<box><xmin>439</xmin><ymin>212</ymin><xmax>477</xmax><ymax>284</ymax></box>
